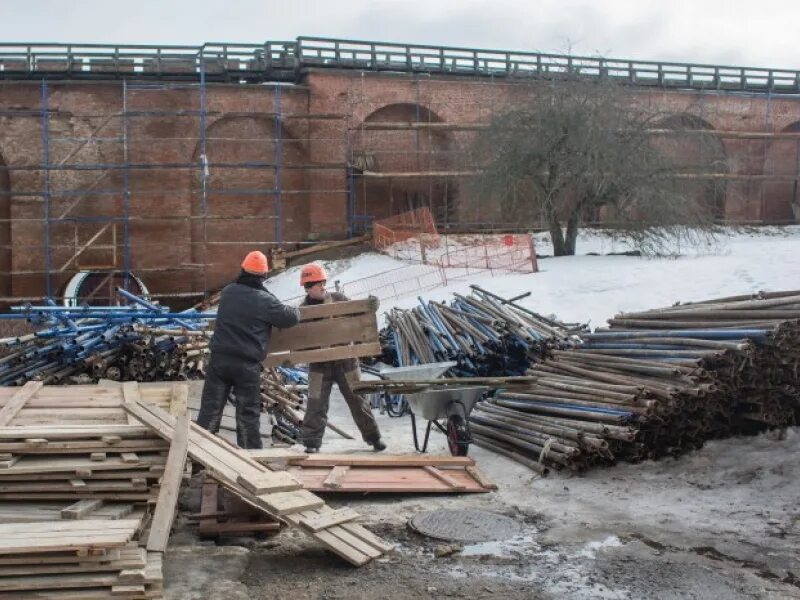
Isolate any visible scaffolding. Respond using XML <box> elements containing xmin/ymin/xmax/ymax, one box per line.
<box><xmin>0</xmin><ymin>52</ymin><xmax>349</xmax><ymax>305</ymax></box>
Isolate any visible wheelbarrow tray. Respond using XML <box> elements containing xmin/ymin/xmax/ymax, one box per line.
<box><xmin>407</xmin><ymin>386</ymin><xmax>488</xmax><ymax>421</ymax></box>
<box><xmin>378</xmin><ymin>361</ymin><xmax>457</xmax><ymax>382</ymax></box>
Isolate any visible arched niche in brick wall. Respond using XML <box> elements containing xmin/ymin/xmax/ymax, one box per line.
<box><xmin>351</xmin><ymin>103</ymin><xmax>457</xmax><ymax>226</ymax></box>
<box><xmin>0</xmin><ymin>149</ymin><xmax>9</xmax><ymax>297</ymax></box>
<box><xmin>189</xmin><ymin>115</ymin><xmax>308</xmax><ymax>291</ymax></box>
<box><xmin>762</xmin><ymin>121</ymin><xmax>800</xmax><ymax>223</ymax></box>
<box><xmin>652</xmin><ymin>113</ymin><xmax>728</xmax><ymax>220</ymax></box>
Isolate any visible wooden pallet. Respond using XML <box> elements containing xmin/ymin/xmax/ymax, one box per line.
<box><xmin>122</xmin><ymin>388</ymin><xmax>392</xmax><ymax>566</ymax></box>
<box><xmin>250</xmin><ymin>450</ymin><xmax>496</xmax><ymax>493</ymax></box>
<box><xmin>265</xmin><ymin>299</ymin><xmax>381</xmax><ymax>366</ymax></box>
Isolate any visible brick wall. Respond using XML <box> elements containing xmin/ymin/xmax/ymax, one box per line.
<box><xmin>0</xmin><ymin>71</ymin><xmax>798</xmax><ymax>300</ymax></box>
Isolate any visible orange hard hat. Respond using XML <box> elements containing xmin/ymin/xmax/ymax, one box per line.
<box><xmin>300</xmin><ymin>263</ymin><xmax>328</xmax><ymax>286</ymax></box>
<box><xmin>241</xmin><ymin>251</ymin><xmax>269</xmax><ymax>275</ymax></box>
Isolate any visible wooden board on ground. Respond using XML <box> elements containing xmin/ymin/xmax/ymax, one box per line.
<box><xmin>289</xmin><ymin>464</ymin><xmax>494</xmax><ymax>493</ymax></box>
<box><xmin>254</xmin><ymin>452</ymin><xmax>497</xmax><ymax>493</ymax></box>
<box><xmin>265</xmin><ymin>299</ymin><xmax>380</xmax><ymax>367</ymax></box>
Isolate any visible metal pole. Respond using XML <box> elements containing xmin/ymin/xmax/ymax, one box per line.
<box><xmin>199</xmin><ymin>50</ymin><xmax>209</xmax><ymax>295</ymax></box>
<box><xmin>274</xmin><ymin>85</ymin><xmax>283</xmax><ymax>243</ymax></box>
<box><xmin>122</xmin><ymin>79</ymin><xmax>131</xmax><ymax>291</ymax></box>
<box><xmin>41</xmin><ymin>80</ymin><xmax>52</xmax><ymax>297</ymax></box>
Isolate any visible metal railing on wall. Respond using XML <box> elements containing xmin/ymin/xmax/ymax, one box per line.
<box><xmin>0</xmin><ymin>37</ymin><xmax>799</xmax><ymax>93</ymax></box>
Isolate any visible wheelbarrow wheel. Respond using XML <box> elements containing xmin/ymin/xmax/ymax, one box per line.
<box><xmin>446</xmin><ymin>414</ymin><xmax>470</xmax><ymax>456</ymax></box>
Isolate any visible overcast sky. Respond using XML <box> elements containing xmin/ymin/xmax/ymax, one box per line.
<box><xmin>2</xmin><ymin>0</ymin><xmax>798</xmax><ymax>70</ymax></box>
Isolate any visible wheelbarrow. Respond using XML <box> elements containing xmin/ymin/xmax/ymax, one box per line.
<box><xmin>406</xmin><ymin>386</ymin><xmax>488</xmax><ymax>456</ymax></box>
<box><xmin>377</xmin><ymin>361</ymin><xmax>456</xmax><ymax>417</ymax></box>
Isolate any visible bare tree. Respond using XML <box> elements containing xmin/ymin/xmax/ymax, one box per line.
<box><xmin>467</xmin><ymin>77</ymin><xmax>720</xmax><ymax>256</ymax></box>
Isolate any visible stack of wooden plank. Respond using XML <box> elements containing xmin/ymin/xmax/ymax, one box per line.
<box><xmin>0</xmin><ymin>381</ymin><xmax>186</xmax><ymax>599</ymax></box>
<box><xmin>0</xmin><ymin>382</ymin><xmax>174</xmax><ymax>503</ymax></box>
<box><xmin>0</xmin><ymin>519</ymin><xmax>163</xmax><ymax>598</ymax></box>
<box><xmin>0</xmin><ymin>377</ymin><xmax>390</xmax><ymax>600</ymax></box>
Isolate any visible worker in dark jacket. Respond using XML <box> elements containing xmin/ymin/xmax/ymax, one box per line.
<box><xmin>196</xmin><ymin>251</ymin><xmax>300</xmax><ymax>449</ymax></box>
<box><xmin>298</xmin><ymin>263</ymin><xmax>386</xmax><ymax>453</ymax></box>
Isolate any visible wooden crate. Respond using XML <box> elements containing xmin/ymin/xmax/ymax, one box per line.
<box><xmin>265</xmin><ymin>299</ymin><xmax>380</xmax><ymax>367</ymax></box>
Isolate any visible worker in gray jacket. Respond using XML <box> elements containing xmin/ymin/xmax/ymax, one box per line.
<box><xmin>196</xmin><ymin>251</ymin><xmax>300</xmax><ymax>449</ymax></box>
<box><xmin>298</xmin><ymin>263</ymin><xmax>386</xmax><ymax>453</ymax></box>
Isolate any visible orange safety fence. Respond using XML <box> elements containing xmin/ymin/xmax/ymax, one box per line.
<box><xmin>372</xmin><ymin>207</ymin><xmax>440</xmax><ymax>254</ymax></box>
<box><xmin>435</xmin><ymin>233</ymin><xmax>538</xmax><ymax>279</ymax></box>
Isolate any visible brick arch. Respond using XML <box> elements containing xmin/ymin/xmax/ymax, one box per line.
<box><xmin>653</xmin><ymin>113</ymin><xmax>728</xmax><ymax>219</ymax></box>
<box><xmin>0</xmin><ymin>149</ymin><xmax>9</xmax><ymax>297</ymax></box>
<box><xmin>351</xmin><ymin>103</ymin><xmax>457</xmax><ymax>225</ymax></box>
<box><xmin>189</xmin><ymin>115</ymin><xmax>308</xmax><ymax>290</ymax></box>
<box><xmin>762</xmin><ymin>120</ymin><xmax>800</xmax><ymax>223</ymax></box>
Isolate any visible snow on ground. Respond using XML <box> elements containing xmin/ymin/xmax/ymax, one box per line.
<box><xmin>266</xmin><ymin>226</ymin><xmax>800</xmax><ymax>329</ymax></box>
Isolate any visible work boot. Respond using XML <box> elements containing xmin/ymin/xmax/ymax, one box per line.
<box><xmin>372</xmin><ymin>439</ymin><xmax>387</xmax><ymax>452</ymax></box>
<box><xmin>304</xmin><ymin>446</ymin><xmax>319</xmax><ymax>454</ymax></box>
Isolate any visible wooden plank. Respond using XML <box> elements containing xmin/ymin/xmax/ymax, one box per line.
<box><xmin>145</xmin><ymin>410</ymin><xmax>189</xmax><ymax>552</ymax></box>
<box><xmin>121</xmin><ymin>381</ymin><xmax>142</xmax><ymax>426</ymax></box>
<box><xmin>423</xmin><ymin>465</ymin><xmax>466</xmax><ymax>490</ymax></box>
<box><xmin>0</xmin><ymin>440</ymin><xmax>167</xmax><ymax>454</ymax></box>
<box><xmin>298</xmin><ymin>454</ymin><xmax>475</xmax><ymax>468</ymax></box>
<box><xmin>288</xmin><ymin>465</ymin><xmax>492</xmax><ymax>493</ymax></box>
<box><xmin>0</xmin><ymin>382</ymin><xmax>43</xmax><ymax>426</ymax></box>
<box><xmin>0</xmin><ymin>455</ymin><xmax>165</xmax><ymax>475</ymax></box>
<box><xmin>284</xmin><ymin>510</ymin><xmax>371</xmax><ymax>566</ymax></box>
<box><xmin>120</xmin><ymin>453</ymin><xmax>139</xmax><ymax>464</ymax></box>
<box><xmin>465</xmin><ymin>465</ymin><xmax>497</xmax><ymax>490</ymax></box>
<box><xmin>112</xmin><ymin>585</ymin><xmax>146</xmax><ymax>596</ymax></box>
<box><xmin>266</xmin><ymin>342</ymin><xmax>381</xmax><ymax>367</ymax></box>
<box><xmin>89</xmin><ymin>453</ymin><xmax>107</xmax><ymax>462</ymax></box>
<box><xmin>236</xmin><ymin>472</ymin><xmax>301</xmax><ymax>495</ymax></box>
<box><xmin>117</xmin><ymin>569</ymin><xmax>146</xmax><ymax>584</ymax></box>
<box><xmin>295</xmin><ymin>299</ymin><xmax>373</xmax><ymax>320</ymax></box>
<box><xmin>0</xmin><ymin>456</ymin><xmax>19</xmax><ymax>469</ymax></box>
<box><xmin>99</xmin><ymin>504</ymin><xmax>135</xmax><ymax>520</ymax></box>
<box><xmin>298</xmin><ymin>508</ymin><xmax>360</xmax><ymax>532</ymax></box>
<box><xmin>61</xmin><ymin>499</ymin><xmax>104</xmax><ymax>520</ymax></box>
<box><xmin>197</xmin><ymin>481</ymin><xmax>219</xmax><ymax>537</ymax></box>
<box><xmin>248</xmin><ymin>448</ymin><xmax>308</xmax><ymax>463</ymax></box>
<box><xmin>256</xmin><ymin>489</ymin><xmax>324</xmax><ymax>515</ymax></box>
<box><xmin>168</xmin><ymin>384</ymin><xmax>188</xmax><ymax>416</ymax></box>
<box><xmin>322</xmin><ymin>466</ymin><xmax>349</xmax><ymax>489</ymax></box>
<box><xmin>269</xmin><ymin>312</ymin><xmax>377</xmax><ymax>353</ymax></box>
<box><xmin>0</xmin><ymin>425</ymin><xmax>154</xmax><ymax>440</ymax></box>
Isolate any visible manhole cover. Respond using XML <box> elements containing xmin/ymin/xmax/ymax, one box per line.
<box><xmin>408</xmin><ymin>509</ymin><xmax>519</xmax><ymax>543</ymax></box>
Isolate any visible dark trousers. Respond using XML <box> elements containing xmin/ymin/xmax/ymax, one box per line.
<box><xmin>301</xmin><ymin>362</ymin><xmax>380</xmax><ymax>449</ymax></box>
<box><xmin>196</xmin><ymin>353</ymin><xmax>263</xmax><ymax>449</ymax></box>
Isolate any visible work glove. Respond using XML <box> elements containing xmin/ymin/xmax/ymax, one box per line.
<box><xmin>367</xmin><ymin>295</ymin><xmax>380</xmax><ymax>313</ymax></box>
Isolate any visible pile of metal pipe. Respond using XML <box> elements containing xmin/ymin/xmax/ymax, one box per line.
<box><xmin>380</xmin><ymin>285</ymin><xmax>583</xmax><ymax>376</ymax></box>
<box><xmin>470</xmin><ymin>290</ymin><xmax>800</xmax><ymax>473</ymax></box>
<box><xmin>0</xmin><ymin>289</ymin><xmax>214</xmax><ymax>385</ymax></box>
